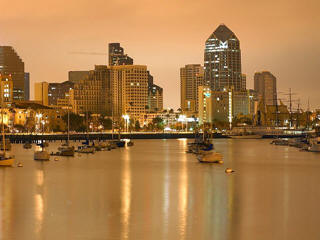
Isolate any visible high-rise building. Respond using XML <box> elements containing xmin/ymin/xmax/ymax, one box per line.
<box><xmin>204</xmin><ymin>24</ymin><xmax>242</xmax><ymax>91</ymax></box>
<box><xmin>73</xmin><ymin>65</ymin><xmax>109</xmax><ymax>115</ymax></box>
<box><xmin>110</xmin><ymin>65</ymin><xmax>148</xmax><ymax>122</ymax></box>
<box><xmin>108</xmin><ymin>43</ymin><xmax>133</xmax><ymax>66</ymax></box>
<box><xmin>0</xmin><ymin>74</ymin><xmax>13</xmax><ymax>106</ymax></box>
<box><xmin>24</xmin><ymin>73</ymin><xmax>30</xmax><ymax>101</ymax></box>
<box><xmin>48</xmin><ymin>81</ymin><xmax>74</xmax><ymax>106</ymax></box>
<box><xmin>254</xmin><ymin>71</ymin><xmax>277</xmax><ymax>106</ymax></box>
<box><xmin>34</xmin><ymin>82</ymin><xmax>49</xmax><ymax>105</ymax></box>
<box><xmin>148</xmin><ymin>84</ymin><xmax>163</xmax><ymax>112</ymax></box>
<box><xmin>0</xmin><ymin>46</ymin><xmax>25</xmax><ymax>101</ymax></box>
<box><xmin>180</xmin><ymin>64</ymin><xmax>204</xmax><ymax>113</ymax></box>
<box><xmin>68</xmin><ymin>71</ymin><xmax>89</xmax><ymax>84</ymax></box>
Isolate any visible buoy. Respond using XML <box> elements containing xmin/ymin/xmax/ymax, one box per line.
<box><xmin>17</xmin><ymin>162</ymin><xmax>23</xmax><ymax>167</ymax></box>
<box><xmin>54</xmin><ymin>157</ymin><xmax>59</xmax><ymax>161</ymax></box>
<box><xmin>225</xmin><ymin>168</ymin><xmax>235</xmax><ymax>174</ymax></box>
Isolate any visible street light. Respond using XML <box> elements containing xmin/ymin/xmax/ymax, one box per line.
<box><xmin>122</xmin><ymin>114</ymin><xmax>130</xmax><ymax>132</ymax></box>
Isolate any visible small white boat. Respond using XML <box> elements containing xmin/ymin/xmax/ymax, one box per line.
<box><xmin>197</xmin><ymin>151</ymin><xmax>223</xmax><ymax>163</ymax></box>
<box><xmin>34</xmin><ymin>150</ymin><xmax>50</xmax><ymax>161</ymax></box>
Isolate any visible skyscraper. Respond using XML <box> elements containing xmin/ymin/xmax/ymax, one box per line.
<box><xmin>108</xmin><ymin>43</ymin><xmax>133</xmax><ymax>66</ymax></box>
<box><xmin>110</xmin><ymin>65</ymin><xmax>148</xmax><ymax>122</ymax></box>
<box><xmin>204</xmin><ymin>24</ymin><xmax>242</xmax><ymax>91</ymax></box>
<box><xmin>254</xmin><ymin>71</ymin><xmax>277</xmax><ymax>106</ymax></box>
<box><xmin>0</xmin><ymin>46</ymin><xmax>25</xmax><ymax>101</ymax></box>
<box><xmin>180</xmin><ymin>64</ymin><xmax>204</xmax><ymax>112</ymax></box>
<box><xmin>48</xmin><ymin>81</ymin><xmax>74</xmax><ymax>106</ymax></box>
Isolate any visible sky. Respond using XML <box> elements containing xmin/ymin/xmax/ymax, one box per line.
<box><xmin>0</xmin><ymin>0</ymin><xmax>319</xmax><ymax>110</ymax></box>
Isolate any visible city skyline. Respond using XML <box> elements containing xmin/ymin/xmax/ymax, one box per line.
<box><xmin>1</xmin><ymin>0</ymin><xmax>319</xmax><ymax>109</ymax></box>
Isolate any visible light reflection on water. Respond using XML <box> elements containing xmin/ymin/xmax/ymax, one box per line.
<box><xmin>0</xmin><ymin>139</ymin><xmax>320</xmax><ymax>240</ymax></box>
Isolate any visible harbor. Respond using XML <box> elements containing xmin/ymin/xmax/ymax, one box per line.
<box><xmin>1</xmin><ymin>139</ymin><xmax>320</xmax><ymax>239</ymax></box>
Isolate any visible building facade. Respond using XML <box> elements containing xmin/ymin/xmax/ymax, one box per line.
<box><xmin>110</xmin><ymin>65</ymin><xmax>148</xmax><ymax>123</ymax></box>
<box><xmin>48</xmin><ymin>81</ymin><xmax>74</xmax><ymax>106</ymax></box>
<box><xmin>148</xmin><ymin>84</ymin><xmax>163</xmax><ymax>112</ymax></box>
<box><xmin>68</xmin><ymin>71</ymin><xmax>89</xmax><ymax>84</ymax></box>
<box><xmin>24</xmin><ymin>72</ymin><xmax>30</xmax><ymax>101</ymax></box>
<box><xmin>180</xmin><ymin>64</ymin><xmax>204</xmax><ymax>113</ymax></box>
<box><xmin>0</xmin><ymin>46</ymin><xmax>25</xmax><ymax>101</ymax></box>
<box><xmin>254</xmin><ymin>71</ymin><xmax>277</xmax><ymax>106</ymax></box>
<box><xmin>0</xmin><ymin>74</ymin><xmax>13</xmax><ymax>106</ymax></box>
<box><xmin>34</xmin><ymin>82</ymin><xmax>49</xmax><ymax>106</ymax></box>
<box><xmin>204</xmin><ymin>24</ymin><xmax>242</xmax><ymax>91</ymax></box>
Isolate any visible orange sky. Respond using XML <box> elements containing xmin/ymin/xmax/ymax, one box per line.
<box><xmin>1</xmin><ymin>0</ymin><xmax>319</xmax><ymax>110</ymax></box>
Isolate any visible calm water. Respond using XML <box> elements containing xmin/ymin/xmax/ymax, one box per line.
<box><xmin>0</xmin><ymin>139</ymin><xmax>320</xmax><ymax>240</ymax></box>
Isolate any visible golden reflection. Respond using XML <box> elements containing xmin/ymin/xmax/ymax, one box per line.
<box><xmin>34</xmin><ymin>166</ymin><xmax>44</xmax><ymax>235</ymax></box>
<box><xmin>178</xmin><ymin>140</ymin><xmax>188</xmax><ymax>240</ymax></box>
<box><xmin>121</xmin><ymin>150</ymin><xmax>131</xmax><ymax>240</ymax></box>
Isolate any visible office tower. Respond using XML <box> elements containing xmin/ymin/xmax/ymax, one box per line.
<box><xmin>68</xmin><ymin>71</ymin><xmax>89</xmax><ymax>84</ymax></box>
<box><xmin>204</xmin><ymin>24</ymin><xmax>242</xmax><ymax>91</ymax></box>
<box><xmin>24</xmin><ymin>73</ymin><xmax>30</xmax><ymax>101</ymax></box>
<box><xmin>73</xmin><ymin>65</ymin><xmax>109</xmax><ymax>115</ymax></box>
<box><xmin>110</xmin><ymin>65</ymin><xmax>148</xmax><ymax>122</ymax></box>
<box><xmin>0</xmin><ymin>46</ymin><xmax>25</xmax><ymax>100</ymax></box>
<box><xmin>241</xmin><ymin>74</ymin><xmax>246</xmax><ymax>90</ymax></box>
<box><xmin>0</xmin><ymin>74</ymin><xmax>13</xmax><ymax>106</ymax></box>
<box><xmin>148</xmin><ymin>84</ymin><xmax>163</xmax><ymax>112</ymax></box>
<box><xmin>34</xmin><ymin>82</ymin><xmax>49</xmax><ymax>105</ymax></box>
<box><xmin>48</xmin><ymin>81</ymin><xmax>74</xmax><ymax>106</ymax></box>
<box><xmin>254</xmin><ymin>71</ymin><xmax>277</xmax><ymax>105</ymax></box>
<box><xmin>108</xmin><ymin>43</ymin><xmax>133</xmax><ymax>66</ymax></box>
<box><xmin>180</xmin><ymin>64</ymin><xmax>204</xmax><ymax>112</ymax></box>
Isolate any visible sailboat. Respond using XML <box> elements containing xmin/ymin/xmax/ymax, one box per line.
<box><xmin>76</xmin><ymin>108</ymin><xmax>95</xmax><ymax>153</ymax></box>
<box><xmin>34</xmin><ymin>115</ymin><xmax>50</xmax><ymax>161</ymax></box>
<box><xmin>57</xmin><ymin>100</ymin><xmax>74</xmax><ymax>156</ymax></box>
<box><xmin>0</xmin><ymin>106</ymin><xmax>14</xmax><ymax>166</ymax></box>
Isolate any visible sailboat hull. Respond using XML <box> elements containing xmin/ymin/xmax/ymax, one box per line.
<box><xmin>34</xmin><ymin>151</ymin><xmax>50</xmax><ymax>161</ymax></box>
<box><xmin>0</xmin><ymin>157</ymin><xmax>14</xmax><ymax>166</ymax></box>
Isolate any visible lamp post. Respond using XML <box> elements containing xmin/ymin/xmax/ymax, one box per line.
<box><xmin>122</xmin><ymin>114</ymin><xmax>130</xmax><ymax>133</ymax></box>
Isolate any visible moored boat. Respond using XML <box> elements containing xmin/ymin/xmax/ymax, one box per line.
<box><xmin>197</xmin><ymin>151</ymin><xmax>223</xmax><ymax>163</ymax></box>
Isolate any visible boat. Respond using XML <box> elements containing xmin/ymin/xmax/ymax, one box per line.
<box><xmin>34</xmin><ymin>147</ymin><xmax>50</xmax><ymax>161</ymax></box>
<box><xmin>0</xmin><ymin>139</ymin><xmax>11</xmax><ymax>150</ymax></box>
<box><xmin>57</xmin><ymin>103</ymin><xmax>75</xmax><ymax>157</ymax></box>
<box><xmin>23</xmin><ymin>142</ymin><xmax>32</xmax><ymax>149</ymax></box>
<box><xmin>0</xmin><ymin>105</ymin><xmax>14</xmax><ymax>166</ymax></box>
<box><xmin>127</xmin><ymin>140</ymin><xmax>134</xmax><ymax>147</ymax></box>
<box><xmin>59</xmin><ymin>145</ymin><xmax>75</xmax><ymax>156</ymax></box>
<box><xmin>307</xmin><ymin>137</ymin><xmax>320</xmax><ymax>152</ymax></box>
<box><xmin>197</xmin><ymin>151</ymin><xmax>223</xmax><ymax>163</ymax></box>
<box><xmin>230</xmin><ymin>134</ymin><xmax>262</xmax><ymax>139</ymax></box>
<box><xmin>77</xmin><ymin>145</ymin><xmax>95</xmax><ymax>154</ymax></box>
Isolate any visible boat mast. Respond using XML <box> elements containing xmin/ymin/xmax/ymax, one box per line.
<box><xmin>67</xmin><ymin>94</ymin><xmax>70</xmax><ymax>144</ymax></box>
<box><xmin>1</xmin><ymin>103</ymin><xmax>5</xmax><ymax>155</ymax></box>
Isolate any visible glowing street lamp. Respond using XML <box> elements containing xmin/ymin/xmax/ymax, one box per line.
<box><xmin>122</xmin><ymin>114</ymin><xmax>130</xmax><ymax>132</ymax></box>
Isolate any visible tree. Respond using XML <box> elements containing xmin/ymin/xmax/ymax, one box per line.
<box><xmin>152</xmin><ymin>117</ymin><xmax>164</xmax><ymax>131</ymax></box>
<box><xmin>135</xmin><ymin>120</ymin><xmax>140</xmax><ymax>131</ymax></box>
<box><xmin>62</xmin><ymin>113</ymin><xmax>85</xmax><ymax>132</ymax></box>
<box><xmin>100</xmin><ymin>118</ymin><xmax>112</xmax><ymax>130</ymax></box>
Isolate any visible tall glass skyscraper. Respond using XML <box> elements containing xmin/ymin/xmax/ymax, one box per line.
<box><xmin>204</xmin><ymin>24</ymin><xmax>242</xmax><ymax>91</ymax></box>
<box><xmin>0</xmin><ymin>46</ymin><xmax>25</xmax><ymax>101</ymax></box>
<box><xmin>108</xmin><ymin>43</ymin><xmax>133</xmax><ymax>66</ymax></box>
